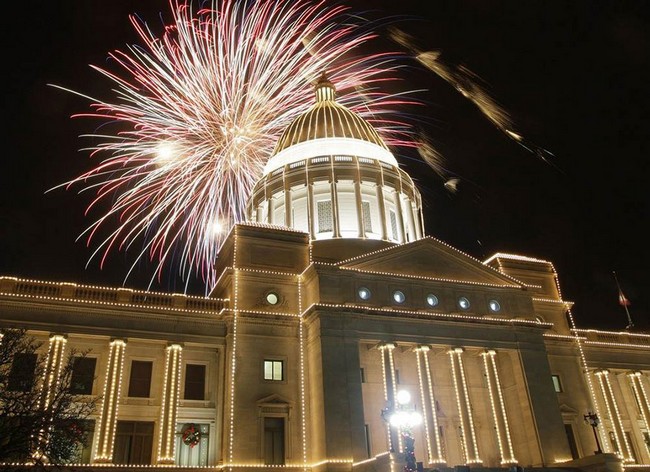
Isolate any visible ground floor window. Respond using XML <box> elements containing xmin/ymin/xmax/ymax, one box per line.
<box><xmin>113</xmin><ymin>421</ymin><xmax>154</xmax><ymax>465</ymax></box>
<box><xmin>61</xmin><ymin>419</ymin><xmax>95</xmax><ymax>464</ymax></box>
<box><xmin>175</xmin><ymin>423</ymin><xmax>209</xmax><ymax>466</ymax></box>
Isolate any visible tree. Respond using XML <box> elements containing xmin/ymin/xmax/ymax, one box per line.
<box><xmin>0</xmin><ymin>328</ymin><xmax>97</xmax><ymax>465</ymax></box>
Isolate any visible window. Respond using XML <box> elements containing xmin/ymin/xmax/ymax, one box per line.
<box><xmin>358</xmin><ymin>287</ymin><xmax>371</xmax><ymax>300</ymax></box>
<box><xmin>362</xmin><ymin>201</ymin><xmax>372</xmax><ymax>233</ymax></box>
<box><xmin>395</xmin><ymin>369</ymin><xmax>400</xmax><ymax>385</ymax></box>
<box><xmin>264</xmin><ymin>360</ymin><xmax>284</xmax><ymax>381</ymax></box>
<box><xmin>113</xmin><ymin>421</ymin><xmax>154</xmax><ymax>464</ymax></box>
<box><xmin>488</xmin><ymin>299</ymin><xmax>501</xmax><ymax>312</ymax></box>
<box><xmin>128</xmin><ymin>360</ymin><xmax>153</xmax><ymax>398</ymax></box>
<box><xmin>8</xmin><ymin>353</ymin><xmax>37</xmax><ymax>392</ymax></box>
<box><xmin>393</xmin><ymin>290</ymin><xmax>405</xmax><ymax>304</ymax></box>
<box><xmin>70</xmin><ymin>357</ymin><xmax>97</xmax><ymax>395</ymax></box>
<box><xmin>184</xmin><ymin>364</ymin><xmax>206</xmax><ymax>400</ymax></box>
<box><xmin>426</xmin><ymin>294</ymin><xmax>439</xmax><ymax>307</ymax></box>
<box><xmin>317</xmin><ymin>200</ymin><xmax>333</xmax><ymax>232</ymax></box>
<box><xmin>389</xmin><ymin>210</ymin><xmax>398</xmax><ymax>240</ymax></box>
<box><xmin>364</xmin><ymin>424</ymin><xmax>372</xmax><ymax>458</ymax></box>
<box><xmin>266</xmin><ymin>292</ymin><xmax>279</xmax><ymax>305</ymax></box>
<box><xmin>360</xmin><ymin>367</ymin><xmax>366</xmax><ymax>383</ymax></box>
<box><xmin>175</xmin><ymin>423</ymin><xmax>210</xmax><ymax>466</ymax></box>
<box><xmin>458</xmin><ymin>297</ymin><xmax>470</xmax><ymax>310</ymax></box>
<box><xmin>551</xmin><ymin>375</ymin><xmax>563</xmax><ymax>393</ymax></box>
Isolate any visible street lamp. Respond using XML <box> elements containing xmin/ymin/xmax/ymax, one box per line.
<box><xmin>382</xmin><ymin>390</ymin><xmax>423</xmax><ymax>472</ymax></box>
<box><xmin>583</xmin><ymin>411</ymin><xmax>602</xmax><ymax>454</ymax></box>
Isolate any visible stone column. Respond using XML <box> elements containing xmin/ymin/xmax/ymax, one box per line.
<box><xmin>628</xmin><ymin>372</ymin><xmax>650</xmax><ymax>435</ymax></box>
<box><xmin>331</xmin><ymin>180</ymin><xmax>341</xmax><ymax>238</ymax></box>
<box><xmin>392</xmin><ymin>191</ymin><xmax>406</xmax><ymax>243</ymax></box>
<box><xmin>376</xmin><ymin>183</ymin><xmax>388</xmax><ymax>240</ymax></box>
<box><xmin>379</xmin><ymin>343</ymin><xmax>400</xmax><ymax>452</ymax></box>
<box><xmin>93</xmin><ymin>339</ymin><xmax>127</xmax><ymax>463</ymax></box>
<box><xmin>157</xmin><ymin>343</ymin><xmax>183</xmax><ymax>464</ymax></box>
<box><xmin>307</xmin><ymin>183</ymin><xmax>316</xmax><ymax>239</ymax></box>
<box><xmin>284</xmin><ymin>186</ymin><xmax>293</xmax><ymax>228</ymax></box>
<box><xmin>595</xmin><ymin>369</ymin><xmax>633</xmax><ymax>460</ymax></box>
<box><xmin>415</xmin><ymin>346</ymin><xmax>445</xmax><ymax>465</ymax></box>
<box><xmin>448</xmin><ymin>348</ymin><xmax>481</xmax><ymax>464</ymax></box>
<box><xmin>33</xmin><ymin>334</ymin><xmax>68</xmax><ymax>459</ymax></box>
<box><xmin>354</xmin><ymin>179</ymin><xmax>365</xmax><ymax>238</ymax></box>
<box><xmin>481</xmin><ymin>350</ymin><xmax>516</xmax><ymax>465</ymax></box>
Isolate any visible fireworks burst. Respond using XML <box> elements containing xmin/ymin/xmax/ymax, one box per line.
<box><xmin>53</xmin><ymin>0</ymin><xmax>419</xmax><ymax>292</ymax></box>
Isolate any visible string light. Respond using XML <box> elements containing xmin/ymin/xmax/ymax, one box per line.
<box><xmin>157</xmin><ymin>344</ymin><xmax>183</xmax><ymax>464</ymax></box>
<box><xmin>94</xmin><ymin>339</ymin><xmax>126</xmax><ymax>463</ymax></box>
<box><xmin>594</xmin><ymin>370</ymin><xmax>631</xmax><ymax>460</ymax></box>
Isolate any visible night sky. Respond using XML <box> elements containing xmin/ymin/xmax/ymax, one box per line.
<box><xmin>1</xmin><ymin>1</ymin><xmax>648</xmax><ymax>331</ymax></box>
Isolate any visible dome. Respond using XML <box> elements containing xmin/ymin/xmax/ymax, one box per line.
<box><xmin>272</xmin><ymin>74</ymin><xmax>388</xmax><ymax>155</ymax></box>
<box><xmin>248</xmin><ymin>75</ymin><xmax>424</xmax><ymax>255</ymax></box>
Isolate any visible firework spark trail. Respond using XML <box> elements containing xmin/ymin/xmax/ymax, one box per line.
<box><xmin>390</xmin><ymin>27</ymin><xmax>555</xmax><ymax>165</ymax></box>
<box><xmin>52</xmin><ymin>0</ymin><xmax>420</xmax><ymax>292</ymax></box>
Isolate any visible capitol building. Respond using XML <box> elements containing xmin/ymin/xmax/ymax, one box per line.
<box><xmin>2</xmin><ymin>76</ymin><xmax>650</xmax><ymax>472</ymax></box>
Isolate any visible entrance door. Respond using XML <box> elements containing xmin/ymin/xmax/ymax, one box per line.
<box><xmin>264</xmin><ymin>417</ymin><xmax>285</xmax><ymax>465</ymax></box>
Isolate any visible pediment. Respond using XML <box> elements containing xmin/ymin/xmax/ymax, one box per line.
<box><xmin>256</xmin><ymin>393</ymin><xmax>292</xmax><ymax>406</ymax></box>
<box><xmin>559</xmin><ymin>403</ymin><xmax>579</xmax><ymax>415</ymax></box>
<box><xmin>338</xmin><ymin>237</ymin><xmax>523</xmax><ymax>287</ymax></box>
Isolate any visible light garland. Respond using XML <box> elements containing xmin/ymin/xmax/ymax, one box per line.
<box><xmin>228</xmin><ymin>227</ymin><xmax>241</xmax><ymax>469</ymax></box>
<box><xmin>481</xmin><ymin>350</ymin><xmax>516</xmax><ymax>464</ymax></box>
<box><xmin>157</xmin><ymin>344</ymin><xmax>183</xmax><ymax>464</ymax></box>
<box><xmin>415</xmin><ymin>346</ymin><xmax>445</xmax><ymax>464</ymax></box>
<box><xmin>93</xmin><ymin>339</ymin><xmax>126</xmax><ymax>463</ymax></box>
<box><xmin>297</xmin><ymin>274</ymin><xmax>308</xmax><ymax>469</ymax></box>
<box><xmin>378</xmin><ymin>343</ymin><xmax>394</xmax><ymax>452</ymax></box>
<box><xmin>627</xmin><ymin>372</ymin><xmax>650</xmax><ymax>438</ymax></box>
<box><xmin>594</xmin><ymin>370</ymin><xmax>631</xmax><ymax>460</ymax></box>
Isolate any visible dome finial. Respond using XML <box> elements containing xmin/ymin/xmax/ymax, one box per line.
<box><xmin>315</xmin><ymin>71</ymin><xmax>335</xmax><ymax>102</ymax></box>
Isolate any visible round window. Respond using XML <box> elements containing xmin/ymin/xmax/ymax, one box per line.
<box><xmin>266</xmin><ymin>292</ymin><xmax>279</xmax><ymax>305</ymax></box>
<box><xmin>458</xmin><ymin>297</ymin><xmax>470</xmax><ymax>310</ymax></box>
<box><xmin>426</xmin><ymin>294</ymin><xmax>439</xmax><ymax>307</ymax></box>
<box><xmin>488</xmin><ymin>299</ymin><xmax>501</xmax><ymax>312</ymax></box>
<box><xmin>393</xmin><ymin>290</ymin><xmax>406</xmax><ymax>304</ymax></box>
<box><xmin>358</xmin><ymin>287</ymin><xmax>371</xmax><ymax>300</ymax></box>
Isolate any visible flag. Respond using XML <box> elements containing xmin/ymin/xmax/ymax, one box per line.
<box><xmin>618</xmin><ymin>289</ymin><xmax>631</xmax><ymax>307</ymax></box>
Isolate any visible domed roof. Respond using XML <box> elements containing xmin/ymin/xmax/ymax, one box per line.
<box><xmin>271</xmin><ymin>74</ymin><xmax>389</xmax><ymax>155</ymax></box>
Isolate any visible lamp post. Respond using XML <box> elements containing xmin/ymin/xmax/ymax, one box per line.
<box><xmin>382</xmin><ymin>390</ymin><xmax>423</xmax><ymax>472</ymax></box>
<box><xmin>584</xmin><ymin>411</ymin><xmax>602</xmax><ymax>454</ymax></box>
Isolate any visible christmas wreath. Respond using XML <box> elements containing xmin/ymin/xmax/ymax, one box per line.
<box><xmin>182</xmin><ymin>423</ymin><xmax>201</xmax><ymax>448</ymax></box>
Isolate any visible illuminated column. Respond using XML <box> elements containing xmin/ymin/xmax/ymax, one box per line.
<box><xmin>33</xmin><ymin>334</ymin><xmax>68</xmax><ymax>459</ymax></box>
<box><xmin>448</xmin><ymin>348</ymin><xmax>481</xmax><ymax>464</ymax></box>
<box><xmin>331</xmin><ymin>179</ymin><xmax>341</xmax><ymax>238</ymax></box>
<box><xmin>594</xmin><ymin>369</ymin><xmax>632</xmax><ymax>461</ymax></box>
<box><xmin>307</xmin><ymin>182</ymin><xmax>316</xmax><ymax>239</ymax></box>
<box><xmin>412</xmin><ymin>203</ymin><xmax>422</xmax><ymax>240</ymax></box>
<box><xmin>415</xmin><ymin>346</ymin><xmax>445</xmax><ymax>464</ymax></box>
<box><xmin>354</xmin><ymin>179</ymin><xmax>365</xmax><ymax>238</ymax></box>
<box><xmin>481</xmin><ymin>350</ymin><xmax>516</xmax><ymax>464</ymax></box>
<box><xmin>157</xmin><ymin>343</ymin><xmax>183</xmax><ymax>464</ymax></box>
<box><xmin>93</xmin><ymin>339</ymin><xmax>127</xmax><ymax>463</ymax></box>
<box><xmin>267</xmin><ymin>196</ymin><xmax>275</xmax><ymax>225</ymax></box>
<box><xmin>379</xmin><ymin>343</ymin><xmax>400</xmax><ymax>452</ymax></box>
<box><xmin>284</xmin><ymin>186</ymin><xmax>293</xmax><ymax>228</ymax></box>
<box><xmin>375</xmin><ymin>183</ymin><xmax>388</xmax><ymax>240</ymax></box>
<box><xmin>628</xmin><ymin>372</ymin><xmax>650</xmax><ymax>439</ymax></box>
<box><xmin>392</xmin><ymin>191</ymin><xmax>405</xmax><ymax>243</ymax></box>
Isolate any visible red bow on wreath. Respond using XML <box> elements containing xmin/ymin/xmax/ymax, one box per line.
<box><xmin>182</xmin><ymin>424</ymin><xmax>201</xmax><ymax>448</ymax></box>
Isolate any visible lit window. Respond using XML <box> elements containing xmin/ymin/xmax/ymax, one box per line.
<box><xmin>264</xmin><ymin>360</ymin><xmax>284</xmax><ymax>381</ymax></box>
<box><xmin>360</xmin><ymin>367</ymin><xmax>366</xmax><ymax>383</ymax></box>
<box><xmin>458</xmin><ymin>297</ymin><xmax>470</xmax><ymax>310</ymax></box>
<box><xmin>362</xmin><ymin>201</ymin><xmax>372</xmax><ymax>233</ymax></box>
<box><xmin>266</xmin><ymin>292</ymin><xmax>279</xmax><ymax>305</ymax></box>
<box><xmin>317</xmin><ymin>200</ymin><xmax>333</xmax><ymax>232</ymax></box>
<box><xmin>488</xmin><ymin>299</ymin><xmax>501</xmax><ymax>312</ymax></box>
<box><xmin>393</xmin><ymin>290</ymin><xmax>405</xmax><ymax>304</ymax></box>
<box><xmin>358</xmin><ymin>287</ymin><xmax>371</xmax><ymax>300</ymax></box>
<box><xmin>426</xmin><ymin>294</ymin><xmax>439</xmax><ymax>307</ymax></box>
<box><xmin>552</xmin><ymin>374</ymin><xmax>563</xmax><ymax>393</ymax></box>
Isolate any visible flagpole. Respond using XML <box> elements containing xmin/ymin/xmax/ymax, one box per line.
<box><xmin>613</xmin><ymin>271</ymin><xmax>634</xmax><ymax>330</ymax></box>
